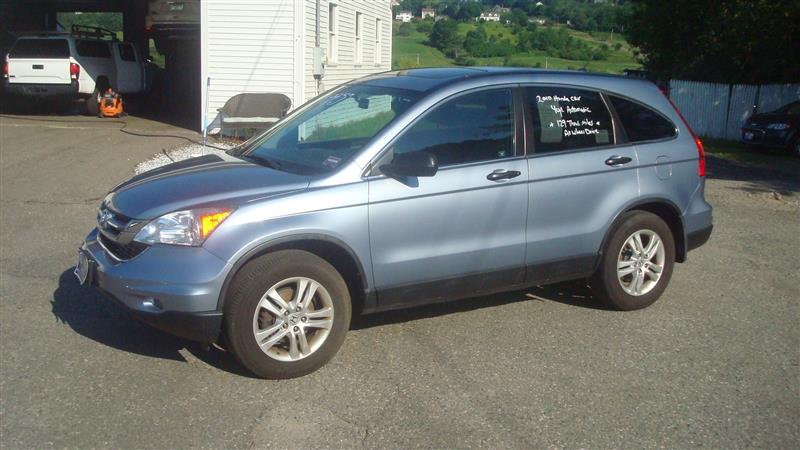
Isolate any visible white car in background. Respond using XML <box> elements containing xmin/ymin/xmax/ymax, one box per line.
<box><xmin>3</xmin><ymin>25</ymin><xmax>146</xmax><ymax>114</ymax></box>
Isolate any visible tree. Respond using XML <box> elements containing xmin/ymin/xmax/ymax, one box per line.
<box><xmin>429</xmin><ymin>19</ymin><xmax>460</xmax><ymax>55</ymax></box>
<box><xmin>626</xmin><ymin>0</ymin><xmax>800</xmax><ymax>83</ymax></box>
<box><xmin>455</xmin><ymin>2</ymin><xmax>482</xmax><ymax>22</ymax></box>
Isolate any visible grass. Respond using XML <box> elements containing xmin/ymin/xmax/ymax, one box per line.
<box><xmin>392</xmin><ymin>26</ymin><xmax>454</xmax><ymax>69</ymax></box>
<box><xmin>702</xmin><ymin>138</ymin><xmax>800</xmax><ymax>172</ymax></box>
<box><xmin>392</xmin><ymin>22</ymin><xmax>641</xmax><ymax>74</ymax></box>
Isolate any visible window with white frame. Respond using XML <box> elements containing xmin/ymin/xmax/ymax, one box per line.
<box><xmin>355</xmin><ymin>12</ymin><xmax>363</xmax><ymax>64</ymax></box>
<box><xmin>375</xmin><ymin>18</ymin><xmax>382</xmax><ymax>64</ymax></box>
<box><xmin>328</xmin><ymin>3</ymin><xmax>338</xmax><ymax>62</ymax></box>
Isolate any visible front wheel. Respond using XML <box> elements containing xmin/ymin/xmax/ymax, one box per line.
<box><xmin>224</xmin><ymin>250</ymin><xmax>351</xmax><ymax>379</ymax></box>
<box><xmin>592</xmin><ymin>211</ymin><xmax>675</xmax><ymax>310</ymax></box>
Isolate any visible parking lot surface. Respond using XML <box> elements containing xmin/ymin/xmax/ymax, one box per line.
<box><xmin>1</xmin><ymin>114</ymin><xmax>798</xmax><ymax>448</ymax></box>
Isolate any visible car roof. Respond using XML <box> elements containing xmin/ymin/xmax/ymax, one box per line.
<box><xmin>359</xmin><ymin>67</ymin><xmax>634</xmax><ymax>93</ymax></box>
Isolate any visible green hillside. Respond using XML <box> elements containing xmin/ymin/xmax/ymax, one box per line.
<box><xmin>392</xmin><ymin>21</ymin><xmax>641</xmax><ymax>74</ymax></box>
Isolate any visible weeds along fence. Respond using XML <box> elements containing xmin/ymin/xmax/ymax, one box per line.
<box><xmin>668</xmin><ymin>80</ymin><xmax>800</xmax><ymax>140</ymax></box>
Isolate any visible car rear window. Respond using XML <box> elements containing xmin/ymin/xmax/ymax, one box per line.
<box><xmin>75</xmin><ymin>40</ymin><xmax>111</xmax><ymax>58</ymax></box>
<box><xmin>9</xmin><ymin>39</ymin><xmax>70</xmax><ymax>59</ymax></box>
<box><xmin>525</xmin><ymin>86</ymin><xmax>614</xmax><ymax>153</ymax></box>
<box><xmin>609</xmin><ymin>95</ymin><xmax>677</xmax><ymax>142</ymax></box>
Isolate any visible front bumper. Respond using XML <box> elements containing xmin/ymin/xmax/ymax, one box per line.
<box><xmin>3</xmin><ymin>80</ymin><xmax>79</xmax><ymax>98</ymax></box>
<box><xmin>81</xmin><ymin>228</ymin><xmax>230</xmax><ymax>342</ymax></box>
<box><xmin>740</xmin><ymin>128</ymin><xmax>792</xmax><ymax>148</ymax></box>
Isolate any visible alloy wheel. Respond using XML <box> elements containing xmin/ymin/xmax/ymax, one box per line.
<box><xmin>616</xmin><ymin>229</ymin><xmax>666</xmax><ymax>296</ymax></box>
<box><xmin>251</xmin><ymin>277</ymin><xmax>334</xmax><ymax>361</ymax></box>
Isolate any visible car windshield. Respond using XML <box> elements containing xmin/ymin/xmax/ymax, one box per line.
<box><xmin>242</xmin><ymin>85</ymin><xmax>421</xmax><ymax>175</ymax></box>
<box><xmin>773</xmin><ymin>102</ymin><xmax>800</xmax><ymax>115</ymax></box>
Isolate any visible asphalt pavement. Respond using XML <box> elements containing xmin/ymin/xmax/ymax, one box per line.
<box><xmin>1</xmin><ymin>113</ymin><xmax>798</xmax><ymax>449</ymax></box>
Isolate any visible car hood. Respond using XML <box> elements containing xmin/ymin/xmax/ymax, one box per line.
<box><xmin>747</xmin><ymin>113</ymin><xmax>797</xmax><ymax>127</ymax></box>
<box><xmin>105</xmin><ymin>153</ymin><xmax>311</xmax><ymax>219</ymax></box>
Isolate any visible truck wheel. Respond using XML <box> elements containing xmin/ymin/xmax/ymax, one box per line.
<box><xmin>592</xmin><ymin>211</ymin><xmax>675</xmax><ymax>311</ymax></box>
<box><xmin>224</xmin><ymin>250</ymin><xmax>352</xmax><ymax>379</ymax></box>
<box><xmin>86</xmin><ymin>87</ymin><xmax>100</xmax><ymax>116</ymax></box>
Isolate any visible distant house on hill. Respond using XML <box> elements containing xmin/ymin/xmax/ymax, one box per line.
<box><xmin>395</xmin><ymin>11</ymin><xmax>413</xmax><ymax>22</ymax></box>
<box><xmin>477</xmin><ymin>12</ymin><xmax>501</xmax><ymax>22</ymax></box>
<box><xmin>421</xmin><ymin>8</ymin><xmax>435</xmax><ymax>19</ymax></box>
<box><xmin>492</xmin><ymin>5</ymin><xmax>511</xmax><ymax>14</ymax></box>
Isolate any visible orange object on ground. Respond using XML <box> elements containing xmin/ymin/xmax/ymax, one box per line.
<box><xmin>98</xmin><ymin>88</ymin><xmax>123</xmax><ymax>118</ymax></box>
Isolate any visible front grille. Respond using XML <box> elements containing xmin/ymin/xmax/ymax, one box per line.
<box><xmin>99</xmin><ymin>232</ymin><xmax>148</xmax><ymax>261</ymax></box>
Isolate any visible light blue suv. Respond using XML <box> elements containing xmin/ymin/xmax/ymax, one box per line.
<box><xmin>77</xmin><ymin>68</ymin><xmax>713</xmax><ymax>378</ymax></box>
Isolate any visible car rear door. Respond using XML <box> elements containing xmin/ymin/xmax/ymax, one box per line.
<box><xmin>6</xmin><ymin>38</ymin><xmax>72</xmax><ymax>85</ymax></box>
<box><xmin>368</xmin><ymin>87</ymin><xmax>529</xmax><ymax>309</ymax></box>
<box><xmin>522</xmin><ymin>85</ymin><xmax>639</xmax><ymax>283</ymax></box>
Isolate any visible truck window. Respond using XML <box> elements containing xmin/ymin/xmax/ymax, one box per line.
<box><xmin>9</xmin><ymin>39</ymin><xmax>70</xmax><ymax>59</ymax></box>
<box><xmin>118</xmin><ymin>43</ymin><xmax>136</xmax><ymax>61</ymax></box>
<box><xmin>76</xmin><ymin>40</ymin><xmax>111</xmax><ymax>58</ymax></box>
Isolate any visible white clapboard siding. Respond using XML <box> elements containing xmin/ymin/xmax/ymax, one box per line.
<box><xmin>201</xmin><ymin>0</ymin><xmax>299</xmax><ymax>129</ymax></box>
<box><xmin>304</xmin><ymin>0</ymin><xmax>392</xmax><ymax>101</ymax></box>
<box><xmin>201</xmin><ymin>0</ymin><xmax>392</xmax><ymax>130</ymax></box>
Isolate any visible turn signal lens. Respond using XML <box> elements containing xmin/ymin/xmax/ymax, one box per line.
<box><xmin>200</xmin><ymin>211</ymin><xmax>231</xmax><ymax>238</ymax></box>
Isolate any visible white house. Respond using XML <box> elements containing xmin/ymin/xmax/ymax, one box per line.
<box><xmin>421</xmin><ymin>8</ymin><xmax>435</xmax><ymax>19</ymax></box>
<box><xmin>395</xmin><ymin>11</ymin><xmax>413</xmax><ymax>22</ymax></box>
<box><xmin>477</xmin><ymin>12</ymin><xmax>500</xmax><ymax>22</ymax></box>
<box><xmin>201</xmin><ymin>0</ymin><xmax>392</xmax><ymax>130</ymax></box>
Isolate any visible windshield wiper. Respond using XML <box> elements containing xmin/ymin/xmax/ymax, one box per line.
<box><xmin>239</xmin><ymin>154</ymin><xmax>281</xmax><ymax>170</ymax></box>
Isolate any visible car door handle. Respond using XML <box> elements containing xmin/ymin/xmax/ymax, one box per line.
<box><xmin>605</xmin><ymin>155</ymin><xmax>632</xmax><ymax>167</ymax></box>
<box><xmin>486</xmin><ymin>169</ymin><xmax>522</xmax><ymax>181</ymax></box>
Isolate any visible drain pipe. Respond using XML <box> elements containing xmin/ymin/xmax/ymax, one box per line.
<box><xmin>314</xmin><ymin>0</ymin><xmax>323</xmax><ymax>96</ymax></box>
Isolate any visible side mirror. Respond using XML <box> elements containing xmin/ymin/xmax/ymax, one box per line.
<box><xmin>380</xmin><ymin>151</ymin><xmax>438</xmax><ymax>178</ymax></box>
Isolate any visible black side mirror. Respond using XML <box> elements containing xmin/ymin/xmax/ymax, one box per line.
<box><xmin>380</xmin><ymin>151</ymin><xmax>438</xmax><ymax>178</ymax></box>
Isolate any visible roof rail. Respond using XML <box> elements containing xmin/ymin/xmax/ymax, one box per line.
<box><xmin>13</xmin><ymin>30</ymin><xmax>70</xmax><ymax>38</ymax></box>
<box><xmin>70</xmin><ymin>24</ymin><xmax>117</xmax><ymax>41</ymax></box>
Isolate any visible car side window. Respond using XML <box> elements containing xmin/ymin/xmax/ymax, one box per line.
<box><xmin>525</xmin><ymin>86</ymin><xmax>614</xmax><ymax>154</ymax></box>
<box><xmin>609</xmin><ymin>95</ymin><xmax>676</xmax><ymax>142</ymax></box>
<box><xmin>76</xmin><ymin>40</ymin><xmax>111</xmax><ymax>58</ymax></box>
<box><xmin>389</xmin><ymin>88</ymin><xmax>515</xmax><ymax>167</ymax></box>
<box><xmin>118</xmin><ymin>44</ymin><xmax>136</xmax><ymax>62</ymax></box>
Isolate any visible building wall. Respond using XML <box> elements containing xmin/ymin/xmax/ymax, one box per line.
<box><xmin>201</xmin><ymin>0</ymin><xmax>301</xmax><ymax>129</ymax></box>
<box><xmin>201</xmin><ymin>0</ymin><xmax>391</xmax><ymax>131</ymax></box>
<box><xmin>304</xmin><ymin>0</ymin><xmax>392</xmax><ymax>101</ymax></box>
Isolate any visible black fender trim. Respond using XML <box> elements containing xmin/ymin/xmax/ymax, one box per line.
<box><xmin>215</xmin><ymin>234</ymin><xmax>373</xmax><ymax>312</ymax></box>
<box><xmin>598</xmin><ymin>197</ymin><xmax>687</xmax><ymax>266</ymax></box>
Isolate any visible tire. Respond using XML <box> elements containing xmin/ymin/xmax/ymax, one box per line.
<box><xmin>790</xmin><ymin>137</ymin><xmax>800</xmax><ymax>157</ymax></box>
<box><xmin>86</xmin><ymin>87</ymin><xmax>100</xmax><ymax>116</ymax></box>
<box><xmin>592</xmin><ymin>211</ymin><xmax>675</xmax><ymax>311</ymax></box>
<box><xmin>224</xmin><ymin>250</ymin><xmax>352</xmax><ymax>379</ymax></box>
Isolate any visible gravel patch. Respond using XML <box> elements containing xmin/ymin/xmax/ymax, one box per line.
<box><xmin>134</xmin><ymin>142</ymin><xmax>234</xmax><ymax>175</ymax></box>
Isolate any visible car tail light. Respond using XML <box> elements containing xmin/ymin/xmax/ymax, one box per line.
<box><xmin>70</xmin><ymin>62</ymin><xmax>80</xmax><ymax>79</ymax></box>
<box><xmin>662</xmin><ymin>88</ymin><xmax>705</xmax><ymax>177</ymax></box>
<box><xmin>2</xmin><ymin>61</ymin><xmax>8</xmax><ymax>78</ymax></box>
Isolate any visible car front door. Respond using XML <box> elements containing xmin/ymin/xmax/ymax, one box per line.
<box><xmin>522</xmin><ymin>85</ymin><xmax>640</xmax><ymax>283</ymax></box>
<box><xmin>367</xmin><ymin>87</ymin><xmax>529</xmax><ymax>309</ymax></box>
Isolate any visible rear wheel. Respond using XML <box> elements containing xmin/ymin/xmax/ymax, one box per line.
<box><xmin>86</xmin><ymin>87</ymin><xmax>101</xmax><ymax>116</ymax></box>
<box><xmin>593</xmin><ymin>211</ymin><xmax>675</xmax><ymax>310</ymax></box>
<box><xmin>224</xmin><ymin>250</ymin><xmax>351</xmax><ymax>379</ymax></box>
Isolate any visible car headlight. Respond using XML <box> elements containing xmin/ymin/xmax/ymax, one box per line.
<box><xmin>134</xmin><ymin>208</ymin><xmax>232</xmax><ymax>246</ymax></box>
<box><xmin>767</xmin><ymin>123</ymin><xmax>790</xmax><ymax>130</ymax></box>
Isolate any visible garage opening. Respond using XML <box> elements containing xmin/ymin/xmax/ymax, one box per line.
<box><xmin>1</xmin><ymin>1</ymin><xmax>201</xmax><ymax>131</ymax></box>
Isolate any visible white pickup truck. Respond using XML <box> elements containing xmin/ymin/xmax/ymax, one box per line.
<box><xmin>2</xmin><ymin>26</ymin><xmax>146</xmax><ymax>114</ymax></box>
